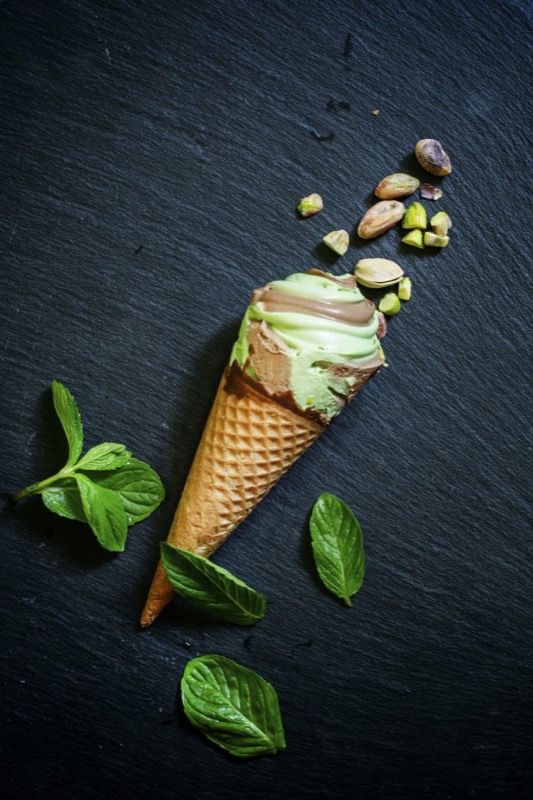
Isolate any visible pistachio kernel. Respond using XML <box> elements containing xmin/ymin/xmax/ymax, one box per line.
<box><xmin>322</xmin><ymin>229</ymin><xmax>349</xmax><ymax>255</ymax></box>
<box><xmin>378</xmin><ymin>293</ymin><xmax>401</xmax><ymax>316</ymax></box>
<box><xmin>297</xmin><ymin>193</ymin><xmax>324</xmax><ymax>217</ymax></box>
<box><xmin>401</xmin><ymin>229</ymin><xmax>424</xmax><ymax>248</ymax></box>
<box><xmin>398</xmin><ymin>277</ymin><xmax>412</xmax><ymax>301</ymax></box>
<box><xmin>357</xmin><ymin>200</ymin><xmax>405</xmax><ymax>239</ymax></box>
<box><xmin>402</xmin><ymin>202</ymin><xmax>427</xmax><ymax>230</ymax></box>
<box><xmin>430</xmin><ymin>212</ymin><xmax>452</xmax><ymax>237</ymax></box>
<box><xmin>374</xmin><ymin>173</ymin><xmax>420</xmax><ymax>200</ymax></box>
<box><xmin>424</xmin><ymin>231</ymin><xmax>449</xmax><ymax>247</ymax></box>
<box><xmin>415</xmin><ymin>139</ymin><xmax>452</xmax><ymax>176</ymax></box>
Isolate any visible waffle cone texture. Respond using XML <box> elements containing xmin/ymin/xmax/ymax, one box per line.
<box><xmin>140</xmin><ymin>360</ymin><xmax>378</xmax><ymax>627</ymax></box>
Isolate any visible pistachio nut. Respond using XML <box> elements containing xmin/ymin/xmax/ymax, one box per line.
<box><xmin>378</xmin><ymin>293</ymin><xmax>401</xmax><ymax>316</ymax></box>
<box><xmin>424</xmin><ymin>231</ymin><xmax>449</xmax><ymax>247</ymax></box>
<box><xmin>398</xmin><ymin>277</ymin><xmax>412</xmax><ymax>301</ymax></box>
<box><xmin>297</xmin><ymin>193</ymin><xmax>324</xmax><ymax>217</ymax></box>
<box><xmin>322</xmin><ymin>229</ymin><xmax>349</xmax><ymax>255</ymax></box>
<box><xmin>401</xmin><ymin>229</ymin><xmax>424</xmax><ymax>249</ymax></box>
<box><xmin>402</xmin><ymin>202</ymin><xmax>427</xmax><ymax>230</ymax></box>
<box><xmin>374</xmin><ymin>173</ymin><xmax>420</xmax><ymax>200</ymax></box>
<box><xmin>354</xmin><ymin>257</ymin><xmax>404</xmax><ymax>288</ymax></box>
<box><xmin>430</xmin><ymin>211</ymin><xmax>452</xmax><ymax>236</ymax></box>
<box><xmin>415</xmin><ymin>139</ymin><xmax>452</xmax><ymax>176</ymax></box>
<box><xmin>357</xmin><ymin>200</ymin><xmax>405</xmax><ymax>239</ymax></box>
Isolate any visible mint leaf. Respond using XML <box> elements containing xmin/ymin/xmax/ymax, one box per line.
<box><xmin>160</xmin><ymin>543</ymin><xmax>266</xmax><ymax>625</ymax></box>
<box><xmin>42</xmin><ymin>480</ymin><xmax>87</xmax><ymax>523</ymax></box>
<box><xmin>75</xmin><ymin>474</ymin><xmax>128</xmax><ymax>552</ymax></box>
<box><xmin>51</xmin><ymin>380</ymin><xmax>83</xmax><ymax>467</ymax></box>
<box><xmin>76</xmin><ymin>443</ymin><xmax>131</xmax><ymax>471</ymax></box>
<box><xmin>181</xmin><ymin>655</ymin><xmax>286</xmax><ymax>758</ymax></box>
<box><xmin>309</xmin><ymin>493</ymin><xmax>365</xmax><ymax>606</ymax></box>
<box><xmin>89</xmin><ymin>458</ymin><xmax>165</xmax><ymax>524</ymax></box>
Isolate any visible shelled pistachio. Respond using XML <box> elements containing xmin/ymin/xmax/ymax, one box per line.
<box><xmin>374</xmin><ymin>173</ymin><xmax>420</xmax><ymax>200</ymax></box>
<box><xmin>357</xmin><ymin>200</ymin><xmax>405</xmax><ymax>239</ymax></box>
<box><xmin>415</xmin><ymin>139</ymin><xmax>452</xmax><ymax>176</ymax></box>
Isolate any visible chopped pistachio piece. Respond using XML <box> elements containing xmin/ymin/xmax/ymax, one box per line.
<box><xmin>322</xmin><ymin>229</ymin><xmax>349</xmax><ymax>255</ymax></box>
<box><xmin>398</xmin><ymin>277</ymin><xmax>412</xmax><ymax>301</ymax></box>
<box><xmin>378</xmin><ymin>293</ymin><xmax>401</xmax><ymax>316</ymax></box>
<box><xmin>424</xmin><ymin>231</ymin><xmax>449</xmax><ymax>247</ymax></box>
<box><xmin>402</xmin><ymin>202</ymin><xmax>427</xmax><ymax>230</ymax></box>
<box><xmin>297</xmin><ymin>193</ymin><xmax>324</xmax><ymax>217</ymax></box>
<box><xmin>430</xmin><ymin>211</ymin><xmax>452</xmax><ymax>236</ymax></box>
<box><xmin>420</xmin><ymin>183</ymin><xmax>443</xmax><ymax>200</ymax></box>
<box><xmin>401</xmin><ymin>229</ymin><xmax>424</xmax><ymax>248</ymax></box>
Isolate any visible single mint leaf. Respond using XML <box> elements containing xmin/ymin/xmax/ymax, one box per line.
<box><xmin>160</xmin><ymin>543</ymin><xmax>266</xmax><ymax>626</ymax></box>
<box><xmin>309</xmin><ymin>493</ymin><xmax>365</xmax><ymax>606</ymax></box>
<box><xmin>51</xmin><ymin>380</ymin><xmax>83</xmax><ymax>467</ymax></box>
<box><xmin>75</xmin><ymin>474</ymin><xmax>128</xmax><ymax>552</ymax></box>
<box><xmin>181</xmin><ymin>654</ymin><xmax>286</xmax><ymax>758</ymax></box>
<box><xmin>88</xmin><ymin>458</ymin><xmax>165</xmax><ymax>525</ymax></box>
<box><xmin>41</xmin><ymin>479</ymin><xmax>87</xmax><ymax>523</ymax></box>
<box><xmin>76</xmin><ymin>443</ymin><xmax>131</xmax><ymax>471</ymax></box>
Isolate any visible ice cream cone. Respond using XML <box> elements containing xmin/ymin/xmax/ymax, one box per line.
<box><xmin>140</xmin><ymin>270</ymin><xmax>383</xmax><ymax>627</ymax></box>
<box><xmin>140</xmin><ymin>365</ymin><xmax>328</xmax><ymax>627</ymax></box>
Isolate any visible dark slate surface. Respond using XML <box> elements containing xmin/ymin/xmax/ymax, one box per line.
<box><xmin>1</xmin><ymin>1</ymin><xmax>532</xmax><ymax>798</ymax></box>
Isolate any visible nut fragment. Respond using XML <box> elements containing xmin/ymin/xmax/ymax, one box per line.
<box><xmin>415</xmin><ymin>139</ymin><xmax>452</xmax><ymax>176</ymax></box>
<box><xmin>374</xmin><ymin>173</ymin><xmax>420</xmax><ymax>200</ymax></box>
<box><xmin>354</xmin><ymin>257</ymin><xmax>404</xmax><ymax>288</ymax></box>
<box><xmin>297</xmin><ymin>193</ymin><xmax>324</xmax><ymax>217</ymax></box>
<box><xmin>398</xmin><ymin>277</ymin><xmax>412</xmax><ymax>301</ymax></box>
<box><xmin>401</xmin><ymin>229</ymin><xmax>424</xmax><ymax>249</ymax></box>
<box><xmin>357</xmin><ymin>200</ymin><xmax>405</xmax><ymax>239</ymax></box>
<box><xmin>430</xmin><ymin>211</ymin><xmax>452</xmax><ymax>236</ymax></box>
<box><xmin>379</xmin><ymin>293</ymin><xmax>401</xmax><ymax>316</ymax></box>
<box><xmin>424</xmin><ymin>231</ymin><xmax>449</xmax><ymax>247</ymax></box>
<box><xmin>322</xmin><ymin>229</ymin><xmax>349</xmax><ymax>255</ymax></box>
<box><xmin>420</xmin><ymin>183</ymin><xmax>443</xmax><ymax>200</ymax></box>
<box><xmin>402</xmin><ymin>202</ymin><xmax>427</xmax><ymax>230</ymax></box>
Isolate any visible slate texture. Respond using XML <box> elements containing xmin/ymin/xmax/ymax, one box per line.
<box><xmin>1</xmin><ymin>1</ymin><xmax>532</xmax><ymax>799</ymax></box>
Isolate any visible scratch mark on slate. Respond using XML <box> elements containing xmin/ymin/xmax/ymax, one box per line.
<box><xmin>343</xmin><ymin>32</ymin><xmax>353</xmax><ymax>60</ymax></box>
<box><xmin>289</xmin><ymin>639</ymin><xmax>314</xmax><ymax>659</ymax></box>
<box><xmin>310</xmin><ymin>130</ymin><xmax>335</xmax><ymax>142</ymax></box>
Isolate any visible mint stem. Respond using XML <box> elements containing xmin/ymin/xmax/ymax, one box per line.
<box><xmin>11</xmin><ymin>468</ymin><xmax>74</xmax><ymax>503</ymax></box>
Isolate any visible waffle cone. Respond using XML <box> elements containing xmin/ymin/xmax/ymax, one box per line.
<box><xmin>140</xmin><ymin>365</ymin><xmax>325</xmax><ymax>627</ymax></box>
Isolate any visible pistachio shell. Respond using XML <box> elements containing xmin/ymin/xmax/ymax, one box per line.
<box><xmin>354</xmin><ymin>258</ymin><xmax>404</xmax><ymax>288</ymax></box>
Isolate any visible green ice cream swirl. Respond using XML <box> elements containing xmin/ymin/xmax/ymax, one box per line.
<box><xmin>231</xmin><ymin>271</ymin><xmax>383</xmax><ymax>418</ymax></box>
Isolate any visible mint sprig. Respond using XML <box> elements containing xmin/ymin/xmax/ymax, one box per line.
<box><xmin>309</xmin><ymin>493</ymin><xmax>365</xmax><ymax>605</ymax></box>
<box><xmin>12</xmin><ymin>381</ymin><xmax>165</xmax><ymax>552</ymax></box>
